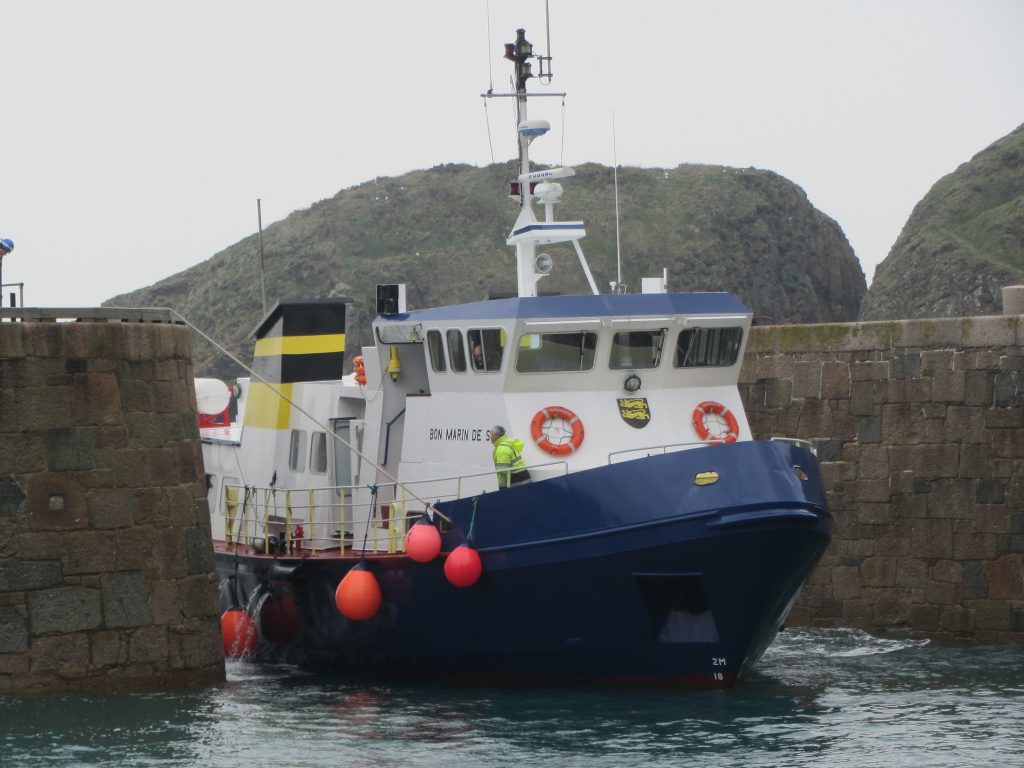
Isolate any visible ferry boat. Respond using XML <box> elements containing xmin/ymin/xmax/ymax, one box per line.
<box><xmin>201</xmin><ymin>27</ymin><xmax>831</xmax><ymax>687</ymax></box>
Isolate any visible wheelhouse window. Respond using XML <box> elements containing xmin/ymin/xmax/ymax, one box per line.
<box><xmin>426</xmin><ymin>329</ymin><xmax>446</xmax><ymax>373</ymax></box>
<box><xmin>310</xmin><ymin>431</ymin><xmax>328</xmax><ymax>474</ymax></box>
<box><xmin>516</xmin><ymin>332</ymin><xmax>598</xmax><ymax>373</ymax></box>
<box><xmin>675</xmin><ymin>327</ymin><xmax>743</xmax><ymax>367</ymax></box>
<box><xmin>288</xmin><ymin>430</ymin><xmax>308</xmax><ymax>471</ymax></box>
<box><xmin>609</xmin><ymin>330</ymin><xmax>665</xmax><ymax>370</ymax></box>
<box><xmin>446</xmin><ymin>329</ymin><xmax>467</xmax><ymax>372</ymax></box>
<box><xmin>468</xmin><ymin>328</ymin><xmax>504</xmax><ymax>372</ymax></box>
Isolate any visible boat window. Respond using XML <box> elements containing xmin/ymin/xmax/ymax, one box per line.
<box><xmin>332</xmin><ymin>419</ymin><xmax>353</xmax><ymax>488</ymax></box>
<box><xmin>675</xmin><ymin>327</ymin><xmax>743</xmax><ymax>367</ymax></box>
<box><xmin>515</xmin><ymin>332</ymin><xmax>598</xmax><ymax>373</ymax></box>
<box><xmin>468</xmin><ymin>328</ymin><xmax>504</xmax><ymax>372</ymax></box>
<box><xmin>310</xmin><ymin>431</ymin><xmax>328</xmax><ymax>474</ymax></box>
<box><xmin>426</xmin><ymin>329</ymin><xmax>447</xmax><ymax>373</ymax></box>
<box><xmin>609</xmin><ymin>330</ymin><xmax>665</xmax><ymax>370</ymax></box>
<box><xmin>288</xmin><ymin>429</ymin><xmax>307</xmax><ymax>471</ymax></box>
<box><xmin>447</xmin><ymin>329</ymin><xmax>467</xmax><ymax>372</ymax></box>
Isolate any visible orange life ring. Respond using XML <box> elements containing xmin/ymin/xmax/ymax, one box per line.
<box><xmin>692</xmin><ymin>400</ymin><xmax>740</xmax><ymax>444</ymax></box>
<box><xmin>530</xmin><ymin>405</ymin><xmax>585</xmax><ymax>456</ymax></box>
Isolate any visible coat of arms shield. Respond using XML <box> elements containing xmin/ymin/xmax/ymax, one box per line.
<box><xmin>617</xmin><ymin>397</ymin><xmax>651</xmax><ymax>428</ymax></box>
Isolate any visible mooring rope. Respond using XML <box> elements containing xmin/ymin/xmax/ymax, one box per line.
<box><xmin>466</xmin><ymin>496</ymin><xmax>480</xmax><ymax>546</ymax></box>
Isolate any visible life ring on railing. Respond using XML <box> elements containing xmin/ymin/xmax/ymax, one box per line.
<box><xmin>692</xmin><ymin>401</ymin><xmax>740</xmax><ymax>444</ymax></box>
<box><xmin>530</xmin><ymin>405</ymin><xmax>585</xmax><ymax>456</ymax></box>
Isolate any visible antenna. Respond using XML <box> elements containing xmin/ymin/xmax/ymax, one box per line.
<box><xmin>257</xmin><ymin>199</ymin><xmax>267</xmax><ymax>316</ymax></box>
<box><xmin>612</xmin><ymin>113</ymin><xmax>624</xmax><ymax>292</ymax></box>
<box><xmin>542</xmin><ymin>0</ymin><xmax>553</xmax><ymax>82</ymax></box>
<box><xmin>485</xmin><ymin>0</ymin><xmax>494</xmax><ymax>94</ymax></box>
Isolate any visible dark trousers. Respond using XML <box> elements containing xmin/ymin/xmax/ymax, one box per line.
<box><xmin>509</xmin><ymin>469</ymin><xmax>532</xmax><ymax>486</ymax></box>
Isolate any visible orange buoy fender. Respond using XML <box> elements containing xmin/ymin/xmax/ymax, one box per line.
<box><xmin>335</xmin><ymin>563</ymin><xmax>382</xmax><ymax>621</ymax></box>
<box><xmin>691</xmin><ymin>400</ymin><xmax>740</xmax><ymax>443</ymax></box>
<box><xmin>444</xmin><ymin>545</ymin><xmax>483</xmax><ymax>588</ymax></box>
<box><xmin>405</xmin><ymin>516</ymin><xmax>442</xmax><ymax>563</ymax></box>
<box><xmin>530</xmin><ymin>405</ymin><xmax>585</xmax><ymax>456</ymax></box>
<box><xmin>221</xmin><ymin>608</ymin><xmax>258</xmax><ymax>658</ymax></box>
<box><xmin>259</xmin><ymin>591</ymin><xmax>301</xmax><ymax>645</ymax></box>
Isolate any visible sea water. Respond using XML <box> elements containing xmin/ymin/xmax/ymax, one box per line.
<box><xmin>2</xmin><ymin>628</ymin><xmax>1022</xmax><ymax>767</ymax></box>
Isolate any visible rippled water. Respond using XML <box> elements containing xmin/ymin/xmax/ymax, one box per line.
<box><xmin>3</xmin><ymin>629</ymin><xmax>1022</xmax><ymax>767</ymax></box>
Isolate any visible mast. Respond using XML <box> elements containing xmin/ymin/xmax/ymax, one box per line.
<box><xmin>505</xmin><ymin>29</ymin><xmax>540</xmax><ymax>297</ymax></box>
<box><xmin>488</xmin><ymin>27</ymin><xmax>598</xmax><ymax>298</ymax></box>
<box><xmin>508</xmin><ymin>29</ymin><xmax>534</xmax><ymax>193</ymax></box>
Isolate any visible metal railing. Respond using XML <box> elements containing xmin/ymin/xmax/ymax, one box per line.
<box><xmin>607</xmin><ymin>440</ymin><xmax>718</xmax><ymax>464</ymax></box>
<box><xmin>608</xmin><ymin>435</ymin><xmax>818</xmax><ymax>464</ymax></box>
<box><xmin>218</xmin><ymin>460</ymin><xmax>569</xmax><ymax>555</ymax></box>
<box><xmin>769</xmin><ymin>436</ymin><xmax>818</xmax><ymax>455</ymax></box>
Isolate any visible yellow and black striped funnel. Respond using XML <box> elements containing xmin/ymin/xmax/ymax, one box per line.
<box><xmin>245</xmin><ymin>299</ymin><xmax>348</xmax><ymax>430</ymax></box>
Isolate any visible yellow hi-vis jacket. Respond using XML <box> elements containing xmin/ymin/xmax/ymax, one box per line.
<box><xmin>492</xmin><ymin>435</ymin><xmax>529</xmax><ymax>487</ymax></box>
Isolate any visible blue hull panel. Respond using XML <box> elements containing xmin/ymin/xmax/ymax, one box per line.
<box><xmin>217</xmin><ymin>441</ymin><xmax>830</xmax><ymax>687</ymax></box>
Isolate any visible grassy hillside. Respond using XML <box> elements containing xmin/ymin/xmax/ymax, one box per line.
<box><xmin>860</xmin><ymin>123</ymin><xmax>1024</xmax><ymax>320</ymax></box>
<box><xmin>106</xmin><ymin>161</ymin><xmax>866</xmax><ymax>379</ymax></box>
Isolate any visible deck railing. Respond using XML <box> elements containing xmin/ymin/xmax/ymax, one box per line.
<box><xmin>218</xmin><ymin>460</ymin><xmax>569</xmax><ymax>555</ymax></box>
<box><xmin>607</xmin><ymin>436</ymin><xmax>817</xmax><ymax>464</ymax></box>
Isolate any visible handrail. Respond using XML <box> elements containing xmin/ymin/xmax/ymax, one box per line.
<box><xmin>607</xmin><ymin>436</ymin><xmax>818</xmax><ymax>464</ymax></box>
<box><xmin>607</xmin><ymin>440</ymin><xmax>715</xmax><ymax>463</ymax></box>
<box><xmin>215</xmin><ymin>459</ymin><xmax>568</xmax><ymax>554</ymax></box>
<box><xmin>769</xmin><ymin>436</ymin><xmax>818</xmax><ymax>455</ymax></box>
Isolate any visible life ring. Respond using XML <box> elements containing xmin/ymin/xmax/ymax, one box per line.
<box><xmin>530</xmin><ymin>405</ymin><xmax>585</xmax><ymax>456</ymax></box>
<box><xmin>692</xmin><ymin>401</ymin><xmax>739</xmax><ymax>444</ymax></box>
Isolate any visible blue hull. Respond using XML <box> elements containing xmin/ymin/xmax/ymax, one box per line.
<box><xmin>217</xmin><ymin>440</ymin><xmax>830</xmax><ymax>687</ymax></box>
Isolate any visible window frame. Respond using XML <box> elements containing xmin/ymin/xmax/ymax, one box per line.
<box><xmin>608</xmin><ymin>329</ymin><xmax>667</xmax><ymax>370</ymax></box>
<box><xmin>288</xmin><ymin>429</ymin><xmax>308</xmax><ymax>471</ymax></box>
<box><xmin>446</xmin><ymin>329</ymin><xmax>467</xmax><ymax>373</ymax></box>
<box><xmin>426</xmin><ymin>329</ymin><xmax>447</xmax><ymax>373</ymax></box>
<box><xmin>467</xmin><ymin>328</ymin><xmax>506</xmax><ymax>373</ymax></box>
<box><xmin>514</xmin><ymin>330</ymin><xmax>599</xmax><ymax>374</ymax></box>
<box><xmin>674</xmin><ymin>327</ymin><xmax>744</xmax><ymax>368</ymax></box>
<box><xmin>309</xmin><ymin>431</ymin><xmax>328</xmax><ymax>475</ymax></box>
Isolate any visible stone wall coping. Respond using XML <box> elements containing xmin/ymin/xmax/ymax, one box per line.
<box><xmin>747</xmin><ymin>314</ymin><xmax>1023</xmax><ymax>354</ymax></box>
<box><xmin>0</xmin><ymin>307</ymin><xmax>181</xmax><ymax>324</ymax></box>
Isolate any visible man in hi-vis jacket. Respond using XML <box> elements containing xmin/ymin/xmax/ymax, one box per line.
<box><xmin>490</xmin><ymin>425</ymin><xmax>531</xmax><ymax>488</ymax></box>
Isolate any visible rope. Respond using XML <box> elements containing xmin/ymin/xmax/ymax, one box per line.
<box><xmin>482</xmin><ymin>0</ymin><xmax>495</xmax><ymax>164</ymax></box>
<box><xmin>229</xmin><ymin>485</ymin><xmax>250</xmax><ymax>609</ymax></box>
<box><xmin>359</xmin><ymin>484</ymin><xmax>378</xmax><ymax>557</ymax></box>
<box><xmin>466</xmin><ymin>496</ymin><xmax>479</xmax><ymax>546</ymax></box>
<box><xmin>484</xmin><ymin>100</ymin><xmax>495</xmax><ymax>165</ymax></box>
<box><xmin>166</xmin><ymin>308</ymin><xmax>452</xmax><ymax>524</ymax></box>
<box><xmin>356</xmin><ymin>360</ymin><xmax>389</xmax><ymax>403</ymax></box>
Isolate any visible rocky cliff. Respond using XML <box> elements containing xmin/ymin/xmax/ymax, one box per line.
<box><xmin>106</xmin><ymin>161</ymin><xmax>866</xmax><ymax>379</ymax></box>
<box><xmin>860</xmin><ymin>123</ymin><xmax>1024</xmax><ymax>321</ymax></box>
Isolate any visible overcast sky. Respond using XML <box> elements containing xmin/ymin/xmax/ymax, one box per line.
<box><xmin>3</xmin><ymin>0</ymin><xmax>1022</xmax><ymax>309</ymax></box>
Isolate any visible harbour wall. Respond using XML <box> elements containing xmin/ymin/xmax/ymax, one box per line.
<box><xmin>742</xmin><ymin>314</ymin><xmax>1024</xmax><ymax>642</ymax></box>
<box><xmin>0</xmin><ymin>313</ymin><xmax>224</xmax><ymax>692</ymax></box>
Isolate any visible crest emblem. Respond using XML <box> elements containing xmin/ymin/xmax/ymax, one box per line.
<box><xmin>617</xmin><ymin>397</ymin><xmax>651</xmax><ymax>429</ymax></box>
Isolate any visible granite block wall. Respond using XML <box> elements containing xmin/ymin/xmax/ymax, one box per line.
<box><xmin>742</xmin><ymin>316</ymin><xmax>1024</xmax><ymax>642</ymax></box>
<box><xmin>0</xmin><ymin>321</ymin><xmax>224</xmax><ymax>692</ymax></box>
